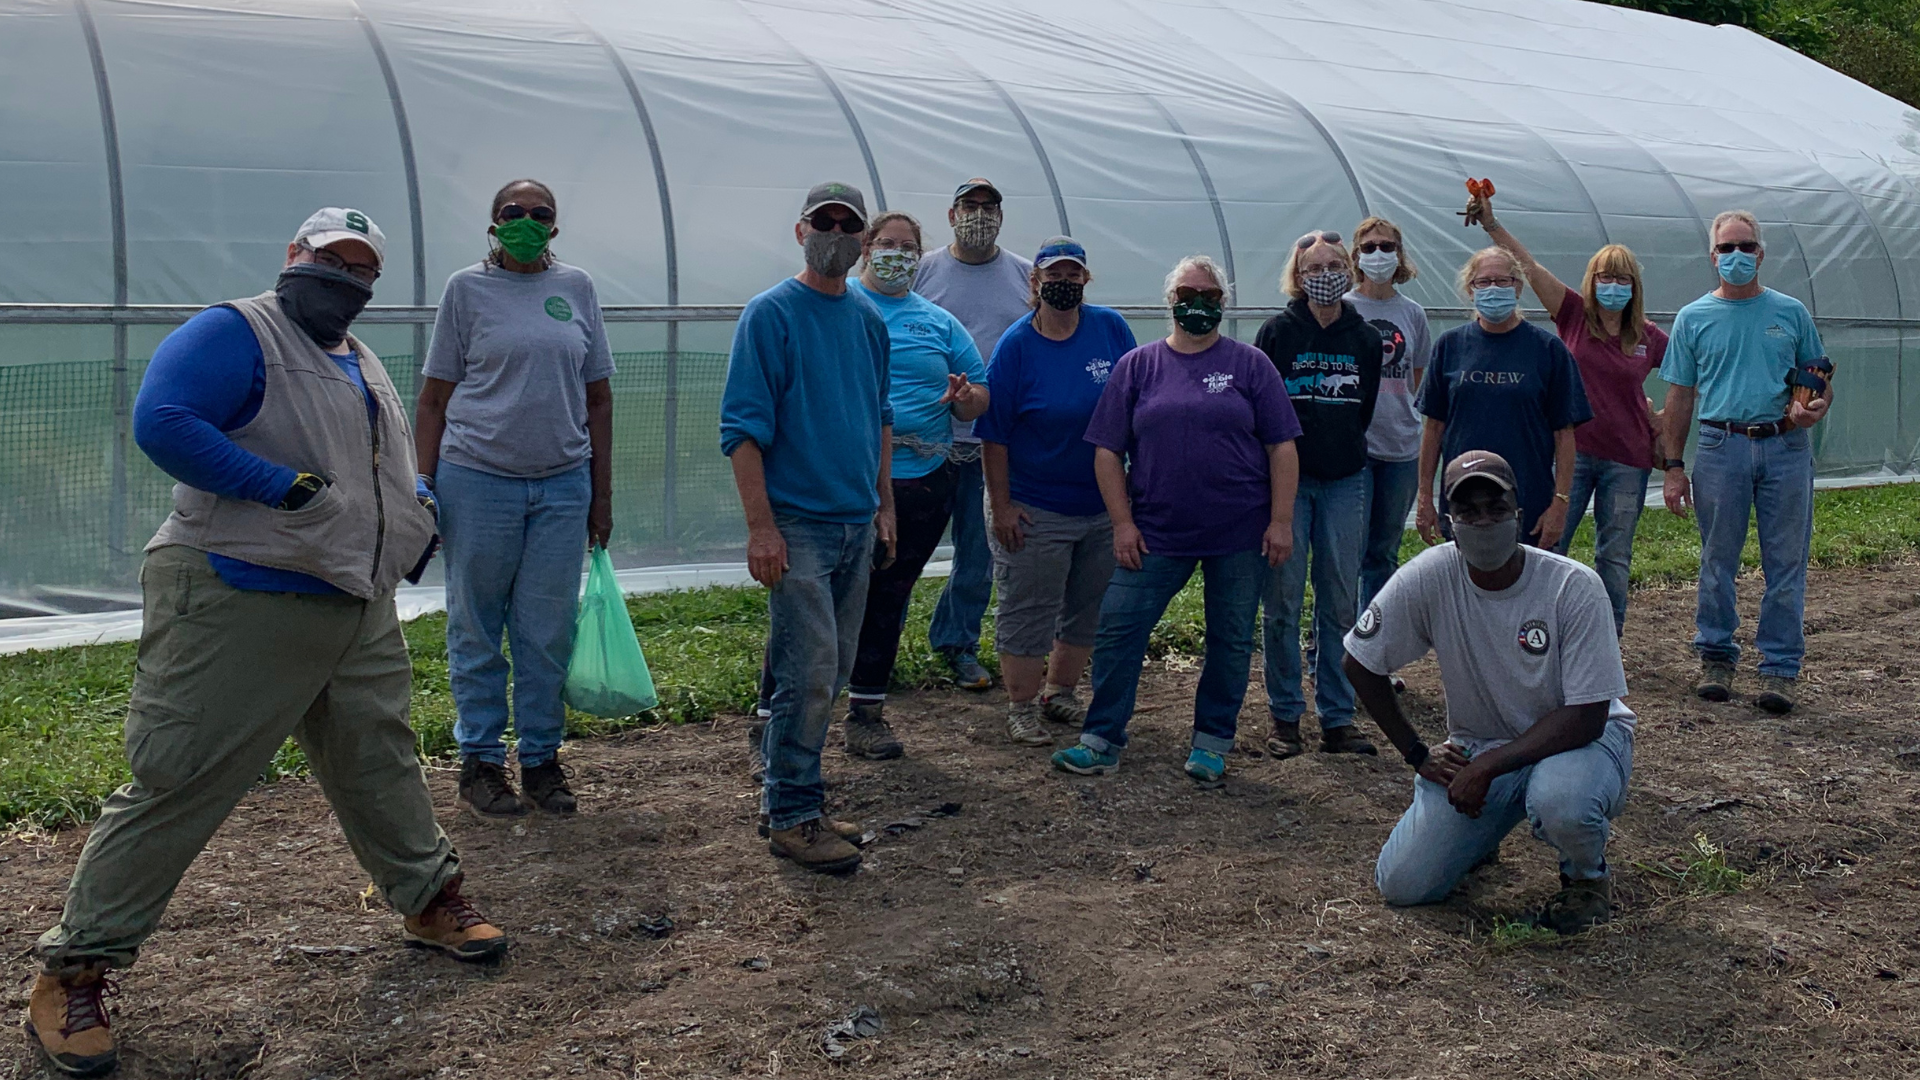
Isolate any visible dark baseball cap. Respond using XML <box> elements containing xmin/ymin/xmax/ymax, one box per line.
<box><xmin>953</xmin><ymin>177</ymin><xmax>1002</xmax><ymax>202</ymax></box>
<box><xmin>1034</xmin><ymin>236</ymin><xmax>1088</xmax><ymax>270</ymax></box>
<box><xmin>801</xmin><ymin>180</ymin><xmax>867</xmax><ymax>221</ymax></box>
<box><xmin>1443</xmin><ymin>451</ymin><xmax>1518</xmax><ymax>500</ymax></box>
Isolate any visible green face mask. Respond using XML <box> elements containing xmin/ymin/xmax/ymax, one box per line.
<box><xmin>493</xmin><ymin>217</ymin><xmax>552</xmax><ymax>264</ymax></box>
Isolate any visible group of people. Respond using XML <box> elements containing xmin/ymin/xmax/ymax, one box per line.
<box><xmin>21</xmin><ymin>173</ymin><xmax>1834</xmax><ymax>1077</ymax></box>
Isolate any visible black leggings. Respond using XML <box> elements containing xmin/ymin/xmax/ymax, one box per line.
<box><xmin>848</xmin><ymin>462</ymin><xmax>958</xmax><ymax>696</ymax></box>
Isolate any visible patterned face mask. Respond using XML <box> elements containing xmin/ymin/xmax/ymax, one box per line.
<box><xmin>1039</xmin><ymin>279</ymin><xmax>1084</xmax><ymax>311</ymax></box>
<box><xmin>867</xmin><ymin>248</ymin><xmax>919</xmax><ymax>291</ymax></box>
<box><xmin>954</xmin><ymin>207</ymin><xmax>1002</xmax><ymax>250</ymax></box>
<box><xmin>1303</xmin><ymin>270</ymin><xmax>1351</xmax><ymax>306</ymax></box>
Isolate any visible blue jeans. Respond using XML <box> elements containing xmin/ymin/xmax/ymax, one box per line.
<box><xmin>929</xmin><ymin>454</ymin><xmax>993</xmax><ymax>656</ymax></box>
<box><xmin>761</xmin><ymin>514</ymin><xmax>874</xmax><ymax>830</ymax></box>
<box><xmin>1358</xmin><ymin>456</ymin><xmax>1420</xmax><ymax>614</ymax></box>
<box><xmin>437</xmin><ymin>461</ymin><xmax>591</xmax><ymax>768</ymax></box>
<box><xmin>1080</xmin><ymin>549</ymin><xmax>1267</xmax><ymax>756</ymax></box>
<box><xmin>1691</xmin><ymin>425</ymin><xmax>1814</xmax><ymax>676</ymax></box>
<box><xmin>1265</xmin><ymin>473</ymin><xmax>1367</xmax><ymax>731</ymax></box>
<box><xmin>1552</xmin><ymin>453</ymin><xmax>1649</xmax><ymax>636</ymax></box>
<box><xmin>1375</xmin><ymin>721</ymin><xmax>1634</xmax><ymax>905</ymax></box>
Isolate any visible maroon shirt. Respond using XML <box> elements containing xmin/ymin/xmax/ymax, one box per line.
<box><xmin>1553</xmin><ymin>290</ymin><xmax>1668</xmax><ymax>470</ymax></box>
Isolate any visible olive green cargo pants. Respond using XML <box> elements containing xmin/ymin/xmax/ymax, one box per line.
<box><xmin>35</xmin><ymin>545</ymin><xmax>460</xmax><ymax>971</ymax></box>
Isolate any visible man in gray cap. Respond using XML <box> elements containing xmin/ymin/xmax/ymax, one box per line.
<box><xmin>913</xmin><ymin>177</ymin><xmax>1033</xmax><ymax>691</ymax></box>
<box><xmin>27</xmin><ymin>208</ymin><xmax>506</xmax><ymax>1077</ymax></box>
<box><xmin>722</xmin><ymin>181</ymin><xmax>895</xmax><ymax>874</ymax></box>
<box><xmin>1343</xmin><ymin>451</ymin><xmax>1636</xmax><ymax>934</ymax></box>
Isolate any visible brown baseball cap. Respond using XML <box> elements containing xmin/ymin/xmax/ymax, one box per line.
<box><xmin>1442</xmin><ymin>451</ymin><xmax>1518</xmax><ymax>500</ymax></box>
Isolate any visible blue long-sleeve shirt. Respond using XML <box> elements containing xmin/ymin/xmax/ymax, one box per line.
<box><xmin>134</xmin><ymin>305</ymin><xmax>373</xmax><ymax>593</ymax></box>
<box><xmin>719</xmin><ymin>278</ymin><xmax>893</xmax><ymax>523</ymax></box>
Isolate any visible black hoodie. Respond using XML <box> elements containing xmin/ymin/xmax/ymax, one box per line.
<box><xmin>1253</xmin><ymin>297</ymin><xmax>1383</xmax><ymax>480</ymax></box>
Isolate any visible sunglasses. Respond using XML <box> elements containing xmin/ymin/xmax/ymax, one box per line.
<box><xmin>302</xmin><ymin>243</ymin><xmax>380</xmax><ymax>284</ymax></box>
<box><xmin>1714</xmin><ymin>241</ymin><xmax>1760</xmax><ymax>254</ymax></box>
<box><xmin>497</xmin><ymin>203</ymin><xmax>556</xmax><ymax>224</ymax></box>
<box><xmin>807</xmin><ymin>209</ymin><xmax>866</xmax><ymax>234</ymax></box>
<box><xmin>1297</xmin><ymin>231</ymin><xmax>1343</xmax><ymax>249</ymax></box>
<box><xmin>1174</xmin><ymin>287</ymin><xmax>1225</xmax><ymax>304</ymax></box>
<box><xmin>1356</xmin><ymin>240</ymin><xmax>1398</xmax><ymax>254</ymax></box>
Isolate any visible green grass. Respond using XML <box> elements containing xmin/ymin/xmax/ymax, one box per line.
<box><xmin>3</xmin><ymin>482</ymin><xmax>1917</xmax><ymax>829</ymax></box>
<box><xmin>1486</xmin><ymin>917</ymin><xmax>1562</xmax><ymax>948</ymax></box>
<box><xmin>1635</xmin><ymin>831</ymin><xmax>1751</xmax><ymax>896</ymax></box>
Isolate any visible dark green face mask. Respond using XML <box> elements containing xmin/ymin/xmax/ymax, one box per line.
<box><xmin>493</xmin><ymin>217</ymin><xmax>552</xmax><ymax>264</ymax></box>
<box><xmin>1172</xmin><ymin>295</ymin><xmax>1224</xmax><ymax>335</ymax></box>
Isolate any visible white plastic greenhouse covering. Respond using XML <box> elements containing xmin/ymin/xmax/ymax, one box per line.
<box><xmin>4</xmin><ymin>0</ymin><xmax>1920</xmax><ymax>610</ymax></box>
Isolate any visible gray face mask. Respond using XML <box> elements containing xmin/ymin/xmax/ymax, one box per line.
<box><xmin>1453</xmin><ymin>517</ymin><xmax>1520</xmax><ymax>572</ymax></box>
<box><xmin>804</xmin><ymin>230</ymin><xmax>863</xmax><ymax>277</ymax></box>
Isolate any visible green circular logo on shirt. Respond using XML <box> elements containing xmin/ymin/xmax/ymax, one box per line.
<box><xmin>545</xmin><ymin>296</ymin><xmax>573</xmax><ymax>322</ymax></box>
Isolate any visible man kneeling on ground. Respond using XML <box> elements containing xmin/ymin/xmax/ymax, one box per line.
<box><xmin>1344</xmin><ymin>451</ymin><xmax>1636</xmax><ymax>933</ymax></box>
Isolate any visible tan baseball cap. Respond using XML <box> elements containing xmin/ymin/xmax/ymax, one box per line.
<box><xmin>295</xmin><ymin>207</ymin><xmax>386</xmax><ymax>268</ymax></box>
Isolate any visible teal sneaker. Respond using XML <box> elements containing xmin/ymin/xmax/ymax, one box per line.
<box><xmin>1052</xmin><ymin>742</ymin><xmax>1121</xmax><ymax>776</ymax></box>
<box><xmin>1184</xmin><ymin>748</ymin><xmax>1226</xmax><ymax>787</ymax></box>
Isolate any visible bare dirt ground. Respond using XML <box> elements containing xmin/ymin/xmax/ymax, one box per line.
<box><xmin>6</xmin><ymin>562</ymin><xmax>1920</xmax><ymax>1079</ymax></box>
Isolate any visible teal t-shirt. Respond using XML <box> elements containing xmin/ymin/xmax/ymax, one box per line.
<box><xmin>854</xmin><ymin>282</ymin><xmax>986</xmax><ymax>480</ymax></box>
<box><xmin>1659</xmin><ymin>288</ymin><xmax>1823</xmax><ymax>424</ymax></box>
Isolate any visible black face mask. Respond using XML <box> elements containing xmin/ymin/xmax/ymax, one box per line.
<box><xmin>275</xmin><ymin>263</ymin><xmax>374</xmax><ymax>347</ymax></box>
<box><xmin>1039</xmin><ymin>279</ymin><xmax>1085</xmax><ymax>311</ymax></box>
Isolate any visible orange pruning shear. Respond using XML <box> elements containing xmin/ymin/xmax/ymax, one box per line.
<box><xmin>1459</xmin><ymin>178</ymin><xmax>1496</xmax><ymax>225</ymax></box>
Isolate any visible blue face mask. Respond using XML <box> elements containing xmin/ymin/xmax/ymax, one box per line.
<box><xmin>1594</xmin><ymin>282</ymin><xmax>1633</xmax><ymax>312</ymax></box>
<box><xmin>1473</xmin><ymin>285</ymin><xmax>1518</xmax><ymax>323</ymax></box>
<box><xmin>1717</xmin><ymin>249</ymin><xmax>1758</xmax><ymax>286</ymax></box>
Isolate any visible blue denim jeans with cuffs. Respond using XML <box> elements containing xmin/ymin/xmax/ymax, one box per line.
<box><xmin>1690</xmin><ymin>425</ymin><xmax>1814</xmax><ymax>677</ymax></box>
<box><xmin>1265</xmin><ymin>472</ymin><xmax>1367</xmax><ymax>732</ymax></box>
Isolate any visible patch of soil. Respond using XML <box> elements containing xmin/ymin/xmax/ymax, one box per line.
<box><xmin>6</xmin><ymin>562</ymin><xmax>1920</xmax><ymax>1078</ymax></box>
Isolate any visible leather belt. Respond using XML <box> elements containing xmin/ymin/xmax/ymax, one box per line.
<box><xmin>1702</xmin><ymin>417</ymin><xmax>1792</xmax><ymax>439</ymax></box>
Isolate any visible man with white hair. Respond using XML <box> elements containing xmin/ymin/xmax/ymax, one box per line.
<box><xmin>28</xmin><ymin>208</ymin><xmax>505</xmax><ymax>1077</ymax></box>
<box><xmin>1660</xmin><ymin>210</ymin><xmax>1833</xmax><ymax>714</ymax></box>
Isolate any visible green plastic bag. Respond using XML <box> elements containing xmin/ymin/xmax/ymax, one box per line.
<box><xmin>563</xmin><ymin>546</ymin><xmax>659</xmax><ymax>717</ymax></box>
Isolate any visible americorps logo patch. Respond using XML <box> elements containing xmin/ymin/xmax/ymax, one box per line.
<box><xmin>1355</xmin><ymin>602</ymin><xmax>1382</xmax><ymax>639</ymax></box>
<box><xmin>1518</xmin><ymin>618</ymin><xmax>1550</xmax><ymax>655</ymax></box>
<box><xmin>545</xmin><ymin>296</ymin><xmax>573</xmax><ymax>322</ymax></box>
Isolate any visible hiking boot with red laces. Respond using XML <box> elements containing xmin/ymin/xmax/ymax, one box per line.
<box><xmin>26</xmin><ymin>962</ymin><xmax>117</xmax><ymax>1077</ymax></box>
<box><xmin>459</xmin><ymin>757</ymin><xmax>529</xmax><ymax>823</ymax></box>
<box><xmin>521</xmin><ymin>759</ymin><xmax>577</xmax><ymax>815</ymax></box>
<box><xmin>403</xmin><ymin>874</ymin><xmax>509</xmax><ymax>963</ymax></box>
<box><xmin>769</xmin><ymin>818</ymin><xmax>863</xmax><ymax>873</ymax></box>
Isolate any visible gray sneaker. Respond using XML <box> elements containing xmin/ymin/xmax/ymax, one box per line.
<box><xmin>1039</xmin><ymin>688</ymin><xmax>1087</xmax><ymax>727</ymax></box>
<box><xmin>844</xmin><ymin>701</ymin><xmax>904</xmax><ymax>760</ymax></box>
<box><xmin>1695</xmin><ymin>661</ymin><xmax>1736</xmax><ymax>703</ymax></box>
<box><xmin>1754</xmin><ymin>674</ymin><xmax>1797</xmax><ymax>715</ymax></box>
<box><xmin>1006</xmin><ymin>701</ymin><xmax>1052</xmax><ymax>746</ymax></box>
<box><xmin>943</xmin><ymin>650</ymin><xmax>995</xmax><ymax>691</ymax></box>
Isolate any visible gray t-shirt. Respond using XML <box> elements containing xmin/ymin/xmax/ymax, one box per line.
<box><xmin>423</xmin><ymin>260</ymin><xmax>616</xmax><ymax>478</ymax></box>
<box><xmin>914</xmin><ymin>245</ymin><xmax>1033</xmax><ymax>442</ymax></box>
<box><xmin>1343</xmin><ymin>544</ymin><xmax>1635</xmax><ymax>746</ymax></box>
<box><xmin>1344</xmin><ymin>290</ymin><xmax>1432</xmax><ymax>463</ymax></box>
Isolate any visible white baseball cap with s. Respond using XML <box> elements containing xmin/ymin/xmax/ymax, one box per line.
<box><xmin>295</xmin><ymin>207</ymin><xmax>387</xmax><ymax>269</ymax></box>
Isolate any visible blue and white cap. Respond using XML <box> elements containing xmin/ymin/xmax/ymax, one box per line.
<box><xmin>1034</xmin><ymin>235</ymin><xmax>1087</xmax><ymax>270</ymax></box>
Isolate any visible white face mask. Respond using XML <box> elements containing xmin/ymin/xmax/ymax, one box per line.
<box><xmin>1357</xmin><ymin>249</ymin><xmax>1400</xmax><ymax>284</ymax></box>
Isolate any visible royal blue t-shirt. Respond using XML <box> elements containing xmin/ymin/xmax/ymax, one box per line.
<box><xmin>1419</xmin><ymin>319</ymin><xmax>1593</xmax><ymax>537</ymax></box>
<box><xmin>973</xmin><ymin>305</ymin><xmax>1137</xmax><ymax>517</ymax></box>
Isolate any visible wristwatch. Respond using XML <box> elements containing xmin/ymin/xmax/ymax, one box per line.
<box><xmin>1663</xmin><ymin>458</ymin><xmax>1686</xmax><ymax>471</ymax></box>
<box><xmin>1403</xmin><ymin>741</ymin><xmax>1430</xmax><ymax>770</ymax></box>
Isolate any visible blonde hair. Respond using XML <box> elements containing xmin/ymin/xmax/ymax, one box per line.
<box><xmin>1455</xmin><ymin>246</ymin><xmax>1527</xmax><ymax>300</ymax></box>
<box><xmin>1281</xmin><ymin>233</ymin><xmax>1353</xmax><ymax>300</ymax></box>
<box><xmin>1163</xmin><ymin>254</ymin><xmax>1233</xmax><ymax>306</ymax></box>
<box><xmin>1349</xmin><ymin>217</ymin><xmax>1418</xmax><ymax>285</ymax></box>
<box><xmin>1580</xmin><ymin>243</ymin><xmax>1647</xmax><ymax>356</ymax></box>
<box><xmin>1710</xmin><ymin>209</ymin><xmax>1764</xmax><ymax>251</ymax></box>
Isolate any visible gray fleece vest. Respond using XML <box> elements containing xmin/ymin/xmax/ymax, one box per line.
<box><xmin>146</xmin><ymin>292</ymin><xmax>436</xmax><ymax>600</ymax></box>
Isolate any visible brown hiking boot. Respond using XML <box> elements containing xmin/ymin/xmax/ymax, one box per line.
<box><xmin>1754</xmin><ymin>674</ymin><xmax>1797</xmax><ymax>715</ymax></box>
<box><xmin>1320</xmin><ymin>725</ymin><xmax>1378</xmax><ymax>755</ymax></box>
<box><xmin>26</xmin><ymin>963</ymin><xmax>117</xmax><ymax>1077</ymax></box>
<box><xmin>758</xmin><ymin>813</ymin><xmax>862</xmax><ymax>841</ymax></box>
<box><xmin>1265</xmin><ymin>719</ymin><xmax>1305</xmax><ymax>759</ymax></box>
<box><xmin>403</xmin><ymin>874</ymin><xmax>509</xmax><ymax>963</ymax></box>
<box><xmin>1695</xmin><ymin>661</ymin><xmax>1735</xmax><ymax>703</ymax></box>
<box><xmin>459</xmin><ymin>758</ymin><xmax>528</xmax><ymax>823</ymax></box>
<box><xmin>769</xmin><ymin>818</ymin><xmax>863</xmax><ymax>873</ymax></box>
<box><xmin>1539</xmin><ymin>875</ymin><xmax>1612</xmax><ymax>935</ymax></box>
<box><xmin>521</xmin><ymin>759</ymin><xmax>577</xmax><ymax>815</ymax></box>
<box><xmin>844</xmin><ymin>701</ymin><xmax>903</xmax><ymax>760</ymax></box>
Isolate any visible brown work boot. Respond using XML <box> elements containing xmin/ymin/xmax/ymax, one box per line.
<box><xmin>1320</xmin><ymin>725</ymin><xmax>1379</xmax><ymax>755</ymax></box>
<box><xmin>1539</xmin><ymin>874</ymin><xmax>1613</xmax><ymax>935</ymax></box>
<box><xmin>521</xmin><ymin>759</ymin><xmax>577</xmax><ymax>815</ymax></box>
<box><xmin>458</xmin><ymin>758</ymin><xmax>528</xmax><ymax>823</ymax></box>
<box><xmin>758</xmin><ymin>813</ymin><xmax>862</xmax><ymax>841</ymax></box>
<box><xmin>403</xmin><ymin>874</ymin><xmax>509</xmax><ymax>963</ymax></box>
<box><xmin>26</xmin><ymin>963</ymin><xmax>117</xmax><ymax>1077</ymax></box>
<box><xmin>1754</xmin><ymin>674</ymin><xmax>1797</xmax><ymax>715</ymax></box>
<box><xmin>1265</xmin><ymin>718</ymin><xmax>1305</xmax><ymax>759</ymax></box>
<box><xmin>769</xmin><ymin>818</ymin><xmax>863</xmax><ymax>873</ymax></box>
<box><xmin>844</xmin><ymin>701</ymin><xmax>903</xmax><ymax>760</ymax></box>
<box><xmin>1695</xmin><ymin>661</ymin><xmax>1735</xmax><ymax>703</ymax></box>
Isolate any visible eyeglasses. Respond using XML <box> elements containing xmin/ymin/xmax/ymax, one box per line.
<box><xmin>300</xmin><ymin>243</ymin><xmax>380</xmax><ymax>284</ymax></box>
<box><xmin>1173</xmin><ymin>287</ymin><xmax>1224</xmax><ymax>304</ymax></box>
<box><xmin>1470</xmin><ymin>276</ymin><xmax>1520</xmax><ymax>290</ymax></box>
<box><xmin>955</xmin><ymin>196</ymin><xmax>1001</xmax><ymax>212</ymax></box>
<box><xmin>1301</xmin><ymin>262</ymin><xmax>1349</xmax><ymax>276</ymax></box>
<box><xmin>1297</xmin><ymin>231</ymin><xmax>1343</xmax><ymax>249</ymax></box>
<box><xmin>807</xmin><ymin>208</ymin><xmax>866</xmax><ymax>234</ymax></box>
<box><xmin>1593</xmin><ymin>273</ymin><xmax>1634</xmax><ymax>285</ymax></box>
<box><xmin>497</xmin><ymin>203</ymin><xmax>556</xmax><ymax>225</ymax></box>
<box><xmin>1356</xmin><ymin>240</ymin><xmax>1398</xmax><ymax>254</ymax></box>
<box><xmin>1714</xmin><ymin>241</ymin><xmax>1759</xmax><ymax>254</ymax></box>
<box><xmin>870</xmin><ymin>237</ymin><xmax>922</xmax><ymax>255</ymax></box>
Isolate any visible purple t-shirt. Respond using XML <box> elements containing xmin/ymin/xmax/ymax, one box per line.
<box><xmin>1084</xmin><ymin>337</ymin><xmax>1302</xmax><ymax>557</ymax></box>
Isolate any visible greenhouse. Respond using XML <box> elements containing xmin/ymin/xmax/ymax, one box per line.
<box><xmin>4</xmin><ymin>0</ymin><xmax>1919</xmax><ymax>599</ymax></box>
